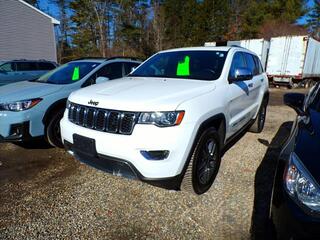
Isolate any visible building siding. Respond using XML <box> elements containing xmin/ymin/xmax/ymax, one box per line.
<box><xmin>0</xmin><ymin>0</ymin><xmax>57</xmax><ymax>62</ymax></box>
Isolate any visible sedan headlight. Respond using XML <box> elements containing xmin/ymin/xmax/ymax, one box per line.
<box><xmin>138</xmin><ymin>111</ymin><xmax>185</xmax><ymax>127</ymax></box>
<box><xmin>0</xmin><ymin>98</ymin><xmax>42</xmax><ymax>111</ymax></box>
<box><xmin>284</xmin><ymin>152</ymin><xmax>320</xmax><ymax>211</ymax></box>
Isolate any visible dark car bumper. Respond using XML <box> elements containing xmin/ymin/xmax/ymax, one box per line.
<box><xmin>272</xmin><ymin>185</ymin><xmax>320</xmax><ymax>239</ymax></box>
<box><xmin>64</xmin><ymin>140</ymin><xmax>182</xmax><ymax>190</ymax></box>
<box><xmin>0</xmin><ymin>122</ymin><xmax>33</xmax><ymax>142</ymax></box>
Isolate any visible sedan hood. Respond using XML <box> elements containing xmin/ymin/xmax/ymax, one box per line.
<box><xmin>0</xmin><ymin>81</ymin><xmax>63</xmax><ymax>103</ymax></box>
<box><xmin>69</xmin><ymin>77</ymin><xmax>215</xmax><ymax>111</ymax></box>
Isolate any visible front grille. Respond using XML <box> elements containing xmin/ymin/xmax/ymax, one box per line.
<box><xmin>68</xmin><ymin>103</ymin><xmax>138</xmax><ymax>135</ymax></box>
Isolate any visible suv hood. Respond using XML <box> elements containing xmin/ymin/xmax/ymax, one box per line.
<box><xmin>0</xmin><ymin>81</ymin><xmax>63</xmax><ymax>103</ymax></box>
<box><xmin>69</xmin><ymin>77</ymin><xmax>215</xmax><ymax>111</ymax></box>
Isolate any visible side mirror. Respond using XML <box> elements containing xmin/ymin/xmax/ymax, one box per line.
<box><xmin>284</xmin><ymin>93</ymin><xmax>306</xmax><ymax>116</ymax></box>
<box><xmin>96</xmin><ymin>76</ymin><xmax>109</xmax><ymax>84</ymax></box>
<box><xmin>128</xmin><ymin>67</ymin><xmax>136</xmax><ymax>75</ymax></box>
<box><xmin>231</xmin><ymin>67</ymin><xmax>253</xmax><ymax>81</ymax></box>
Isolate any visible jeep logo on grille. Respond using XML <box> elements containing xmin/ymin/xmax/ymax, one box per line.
<box><xmin>88</xmin><ymin>100</ymin><xmax>99</xmax><ymax>106</ymax></box>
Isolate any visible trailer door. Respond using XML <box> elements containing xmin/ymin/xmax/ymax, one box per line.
<box><xmin>267</xmin><ymin>36</ymin><xmax>306</xmax><ymax>78</ymax></box>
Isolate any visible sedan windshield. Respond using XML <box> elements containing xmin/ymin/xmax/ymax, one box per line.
<box><xmin>130</xmin><ymin>50</ymin><xmax>227</xmax><ymax>81</ymax></box>
<box><xmin>34</xmin><ymin>61</ymin><xmax>100</xmax><ymax>84</ymax></box>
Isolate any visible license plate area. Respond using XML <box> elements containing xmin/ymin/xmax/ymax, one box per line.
<box><xmin>73</xmin><ymin>134</ymin><xmax>97</xmax><ymax>157</ymax></box>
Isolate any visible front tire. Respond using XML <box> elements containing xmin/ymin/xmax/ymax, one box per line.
<box><xmin>249</xmin><ymin>99</ymin><xmax>267</xmax><ymax>133</ymax></box>
<box><xmin>46</xmin><ymin>109</ymin><xmax>64</xmax><ymax>148</ymax></box>
<box><xmin>181</xmin><ymin>127</ymin><xmax>221</xmax><ymax>195</ymax></box>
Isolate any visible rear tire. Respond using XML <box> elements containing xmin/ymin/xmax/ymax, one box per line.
<box><xmin>181</xmin><ymin>127</ymin><xmax>221</xmax><ymax>195</ymax></box>
<box><xmin>249</xmin><ymin>99</ymin><xmax>267</xmax><ymax>133</ymax></box>
<box><xmin>46</xmin><ymin>108</ymin><xmax>64</xmax><ymax>148</ymax></box>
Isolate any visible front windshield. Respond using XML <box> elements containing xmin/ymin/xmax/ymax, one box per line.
<box><xmin>35</xmin><ymin>61</ymin><xmax>100</xmax><ymax>84</ymax></box>
<box><xmin>130</xmin><ymin>50</ymin><xmax>227</xmax><ymax>81</ymax></box>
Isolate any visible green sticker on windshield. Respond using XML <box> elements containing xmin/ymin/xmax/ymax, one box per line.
<box><xmin>72</xmin><ymin>66</ymin><xmax>80</xmax><ymax>81</ymax></box>
<box><xmin>176</xmin><ymin>56</ymin><xmax>190</xmax><ymax>76</ymax></box>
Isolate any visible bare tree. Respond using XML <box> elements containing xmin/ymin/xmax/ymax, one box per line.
<box><xmin>52</xmin><ymin>0</ymin><xmax>70</xmax><ymax>63</ymax></box>
<box><xmin>90</xmin><ymin>0</ymin><xmax>110</xmax><ymax>57</ymax></box>
<box><xmin>152</xmin><ymin>0</ymin><xmax>165</xmax><ymax>51</ymax></box>
<box><xmin>259</xmin><ymin>19</ymin><xmax>307</xmax><ymax>39</ymax></box>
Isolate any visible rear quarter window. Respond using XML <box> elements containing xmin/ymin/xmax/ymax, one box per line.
<box><xmin>0</xmin><ymin>62</ymin><xmax>15</xmax><ymax>72</ymax></box>
<box><xmin>253</xmin><ymin>56</ymin><xmax>263</xmax><ymax>74</ymax></box>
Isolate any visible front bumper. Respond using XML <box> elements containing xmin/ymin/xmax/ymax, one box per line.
<box><xmin>64</xmin><ymin>141</ymin><xmax>182</xmax><ymax>190</ymax></box>
<box><xmin>0</xmin><ymin>108</ymin><xmax>45</xmax><ymax>140</ymax></box>
<box><xmin>0</xmin><ymin>121</ymin><xmax>32</xmax><ymax>142</ymax></box>
<box><xmin>60</xmin><ymin>112</ymin><xmax>197</xmax><ymax>180</ymax></box>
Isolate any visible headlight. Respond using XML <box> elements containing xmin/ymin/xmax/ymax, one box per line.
<box><xmin>0</xmin><ymin>98</ymin><xmax>42</xmax><ymax>111</ymax></box>
<box><xmin>138</xmin><ymin>111</ymin><xmax>185</xmax><ymax>127</ymax></box>
<box><xmin>284</xmin><ymin>152</ymin><xmax>320</xmax><ymax>211</ymax></box>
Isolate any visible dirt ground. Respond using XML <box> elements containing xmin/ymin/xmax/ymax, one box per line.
<box><xmin>0</xmin><ymin>88</ymin><xmax>308</xmax><ymax>239</ymax></box>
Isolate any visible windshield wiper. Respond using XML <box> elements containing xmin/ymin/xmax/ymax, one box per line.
<box><xmin>129</xmin><ymin>74</ymin><xmax>172</xmax><ymax>78</ymax></box>
<box><xmin>28</xmin><ymin>78</ymin><xmax>39</xmax><ymax>82</ymax></box>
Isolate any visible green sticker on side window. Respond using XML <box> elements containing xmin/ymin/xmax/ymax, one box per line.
<box><xmin>72</xmin><ymin>66</ymin><xmax>80</xmax><ymax>81</ymax></box>
<box><xmin>176</xmin><ymin>56</ymin><xmax>190</xmax><ymax>76</ymax></box>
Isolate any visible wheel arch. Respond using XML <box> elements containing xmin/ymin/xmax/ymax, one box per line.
<box><xmin>182</xmin><ymin>113</ymin><xmax>226</xmax><ymax>172</ymax></box>
<box><xmin>42</xmin><ymin>98</ymin><xmax>68</xmax><ymax>126</ymax></box>
<box><xmin>196</xmin><ymin>113</ymin><xmax>226</xmax><ymax>148</ymax></box>
<box><xmin>179</xmin><ymin>113</ymin><xmax>226</xmax><ymax>191</ymax></box>
<box><xmin>264</xmin><ymin>90</ymin><xmax>270</xmax><ymax>103</ymax></box>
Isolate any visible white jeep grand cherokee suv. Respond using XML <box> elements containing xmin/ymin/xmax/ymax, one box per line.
<box><xmin>60</xmin><ymin>46</ymin><xmax>269</xmax><ymax>195</ymax></box>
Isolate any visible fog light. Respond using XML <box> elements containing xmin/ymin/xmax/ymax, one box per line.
<box><xmin>9</xmin><ymin>123</ymin><xmax>25</xmax><ymax>136</ymax></box>
<box><xmin>140</xmin><ymin>150</ymin><xmax>169</xmax><ymax>160</ymax></box>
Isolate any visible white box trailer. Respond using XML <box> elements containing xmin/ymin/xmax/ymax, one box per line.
<box><xmin>266</xmin><ymin>35</ymin><xmax>320</xmax><ymax>87</ymax></box>
<box><xmin>204</xmin><ymin>42</ymin><xmax>217</xmax><ymax>47</ymax></box>
<box><xmin>227</xmin><ymin>39</ymin><xmax>270</xmax><ymax>69</ymax></box>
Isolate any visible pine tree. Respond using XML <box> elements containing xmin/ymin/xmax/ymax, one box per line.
<box><xmin>307</xmin><ymin>0</ymin><xmax>320</xmax><ymax>39</ymax></box>
<box><xmin>203</xmin><ymin>0</ymin><xmax>231</xmax><ymax>42</ymax></box>
<box><xmin>69</xmin><ymin>0</ymin><xmax>101</xmax><ymax>57</ymax></box>
<box><xmin>240</xmin><ymin>0</ymin><xmax>307</xmax><ymax>39</ymax></box>
<box><xmin>270</xmin><ymin>0</ymin><xmax>307</xmax><ymax>22</ymax></box>
<box><xmin>115</xmin><ymin>0</ymin><xmax>152</xmax><ymax>57</ymax></box>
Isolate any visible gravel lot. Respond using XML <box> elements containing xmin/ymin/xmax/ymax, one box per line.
<box><xmin>0</xmin><ymin>88</ymin><xmax>305</xmax><ymax>239</ymax></box>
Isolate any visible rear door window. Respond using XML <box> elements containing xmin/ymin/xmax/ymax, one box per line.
<box><xmin>243</xmin><ymin>53</ymin><xmax>256</xmax><ymax>75</ymax></box>
<box><xmin>38</xmin><ymin>62</ymin><xmax>56</xmax><ymax>70</ymax></box>
<box><xmin>97</xmin><ymin>62</ymin><xmax>123</xmax><ymax>80</ymax></box>
<box><xmin>16</xmin><ymin>62</ymin><xmax>38</xmax><ymax>71</ymax></box>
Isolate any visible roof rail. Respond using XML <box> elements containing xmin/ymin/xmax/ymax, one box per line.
<box><xmin>12</xmin><ymin>59</ymin><xmax>28</xmax><ymax>61</ymax></box>
<box><xmin>73</xmin><ymin>56</ymin><xmax>143</xmax><ymax>61</ymax></box>
<box><xmin>11</xmin><ymin>59</ymin><xmax>54</xmax><ymax>62</ymax></box>
<box><xmin>74</xmin><ymin>57</ymin><xmax>108</xmax><ymax>61</ymax></box>
<box><xmin>106</xmin><ymin>56</ymin><xmax>143</xmax><ymax>61</ymax></box>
